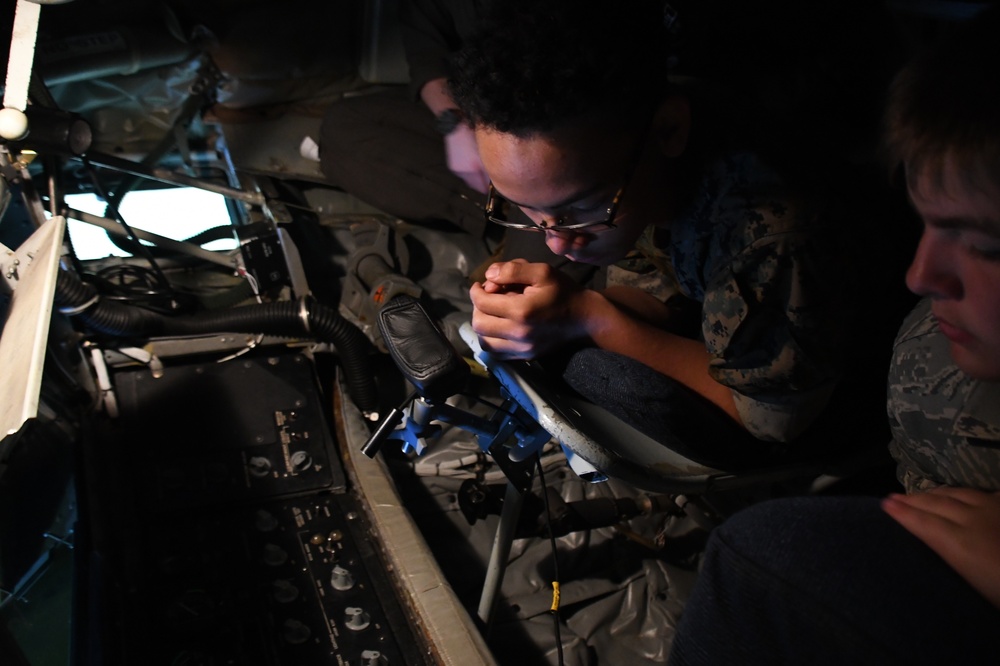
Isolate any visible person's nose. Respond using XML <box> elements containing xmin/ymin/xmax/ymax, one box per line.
<box><xmin>905</xmin><ymin>230</ymin><xmax>963</xmax><ymax>299</ymax></box>
<box><xmin>544</xmin><ymin>228</ymin><xmax>581</xmax><ymax>256</ymax></box>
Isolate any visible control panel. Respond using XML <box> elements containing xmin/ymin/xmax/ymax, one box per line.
<box><xmin>80</xmin><ymin>350</ymin><xmax>428</xmax><ymax>665</ymax></box>
<box><xmin>107</xmin><ymin>492</ymin><xmax>422</xmax><ymax>665</ymax></box>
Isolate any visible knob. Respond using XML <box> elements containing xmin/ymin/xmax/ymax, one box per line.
<box><xmin>255</xmin><ymin>510</ymin><xmax>278</xmax><ymax>532</ymax></box>
<box><xmin>290</xmin><ymin>450</ymin><xmax>312</xmax><ymax>473</ymax></box>
<box><xmin>248</xmin><ymin>456</ymin><xmax>272</xmax><ymax>478</ymax></box>
<box><xmin>360</xmin><ymin>651</ymin><xmax>387</xmax><ymax>666</ymax></box>
<box><xmin>262</xmin><ymin>543</ymin><xmax>288</xmax><ymax>567</ymax></box>
<box><xmin>282</xmin><ymin>618</ymin><xmax>311</xmax><ymax>645</ymax></box>
<box><xmin>330</xmin><ymin>565</ymin><xmax>355</xmax><ymax>591</ymax></box>
<box><xmin>272</xmin><ymin>579</ymin><xmax>299</xmax><ymax>603</ymax></box>
<box><xmin>345</xmin><ymin>607</ymin><xmax>371</xmax><ymax>631</ymax></box>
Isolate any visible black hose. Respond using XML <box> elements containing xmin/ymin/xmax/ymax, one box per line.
<box><xmin>54</xmin><ymin>269</ymin><xmax>380</xmax><ymax>413</ymax></box>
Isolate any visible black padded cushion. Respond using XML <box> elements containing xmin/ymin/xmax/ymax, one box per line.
<box><xmin>377</xmin><ymin>295</ymin><xmax>470</xmax><ymax>403</ymax></box>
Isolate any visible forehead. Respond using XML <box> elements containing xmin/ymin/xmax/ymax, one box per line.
<box><xmin>907</xmin><ymin>159</ymin><xmax>1000</xmax><ymax>232</ymax></box>
<box><xmin>475</xmin><ymin>125</ymin><xmax>632</xmax><ymax>198</ymax></box>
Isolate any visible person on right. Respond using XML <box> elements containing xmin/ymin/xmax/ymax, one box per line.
<box><xmin>666</xmin><ymin>4</ymin><xmax>1000</xmax><ymax>664</ymax></box>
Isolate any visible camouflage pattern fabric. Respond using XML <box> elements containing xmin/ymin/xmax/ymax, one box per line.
<box><xmin>605</xmin><ymin>225</ymin><xmax>681</xmax><ymax>303</ymax></box>
<box><xmin>888</xmin><ymin>298</ymin><xmax>1000</xmax><ymax>493</ymax></box>
<box><xmin>609</xmin><ymin>152</ymin><xmax>848</xmax><ymax>441</ymax></box>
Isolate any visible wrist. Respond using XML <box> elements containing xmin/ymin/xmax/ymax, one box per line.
<box><xmin>577</xmin><ymin>289</ymin><xmax>619</xmax><ymax>343</ymax></box>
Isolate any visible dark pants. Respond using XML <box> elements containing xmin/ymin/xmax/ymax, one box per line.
<box><xmin>668</xmin><ymin>496</ymin><xmax>1000</xmax><ymax>665</ymax></box>
<box><xmin>560</xmin><ymin>348</ymin><xmax>776</xmax><ymax>468</ymax></box>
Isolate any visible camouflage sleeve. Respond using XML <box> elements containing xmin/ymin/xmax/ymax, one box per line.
<box><xmin>702</xmin><ymin>222</ymin><xmax>848</xmax><ymax>442</ymax></box>
<box><xmin>887</xmin><ymin>298</ymin><xmax>1000</xmax><ymax>493</ymax></box>
<box><xmin>731</xmin><ymin>382</ymin><xmax>837</xmax><ymax>442</ymax></box>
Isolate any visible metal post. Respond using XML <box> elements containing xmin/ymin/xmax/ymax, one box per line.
<box><xmin>477</xmin><ymin>479</ymin><xmax>526</xmax><ymax>631</ymax></box>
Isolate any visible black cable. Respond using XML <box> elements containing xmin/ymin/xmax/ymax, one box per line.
<box><xmin>90</xmin><ymin>264</ymin><xmax>192</xmax><ymax>314</ymax></box>
<box><xmin>182</xmin><ymin>224</ymin><xmax>235</xmax><ymax>247</ymax></box>
<box><xmin>95</xmin><ymin>264</ymin><xmax>168</xmax><ymax>295</ymax></box>
<box><xmin>79</xmin><ymin>155</ymin><xmax>174</xmax><ymax>292</ymax></box>
<box><xmin>536</xmin><ymin>452</ymin><xmax>565</xmax><ymax>666</ymax></box>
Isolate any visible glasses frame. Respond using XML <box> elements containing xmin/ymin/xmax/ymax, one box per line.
<box><xmin>482</xmin><ymin>125</ymin><xmax>647</xmax><ymax>233</ymax></box>
<box><xmin>484</xmin><ymin>180</ymin><xmax>626</xmax><ymax>232</ymax></box>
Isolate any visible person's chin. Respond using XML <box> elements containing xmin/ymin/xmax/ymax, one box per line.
<box><xmin>945</xmin><ymin>337</ymin><xmax>1000</xmax><ymax>380</ymax></box>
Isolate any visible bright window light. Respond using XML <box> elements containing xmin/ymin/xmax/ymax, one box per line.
<box><xmin>64</xmin><ymin>187</ymin><xmax>238</xmax><ymax>261</ymax></box>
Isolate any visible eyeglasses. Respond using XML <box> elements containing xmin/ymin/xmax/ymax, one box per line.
<box><xmin>482</xmin><ymin>126</ymin><xmax>647</xmax><ymax>233</ymax></box>
<box><xmin>484</xmin><ymin>181</ymin><xmax>625</xmax><ymax>232</ymax></box>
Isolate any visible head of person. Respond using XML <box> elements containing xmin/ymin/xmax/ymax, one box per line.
<box><xmin>884</xmin><ymin>4</ymin><xmax>1000</xmax><ymax>380</ymax></box>
<box><xmin>448</xmin><ymin>0</ymin><xmax>689</xmax><ymax>265</ymax></box>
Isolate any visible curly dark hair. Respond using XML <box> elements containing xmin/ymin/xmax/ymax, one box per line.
<box><xmin>448</xmin><ymin>0</ymin><xmax>673</xmax><ymax>135</ymax></box>
<box><xmin>883</xmin><ymin>3</ymin><xmax>1000</xmax><ymax>195</ymax></box>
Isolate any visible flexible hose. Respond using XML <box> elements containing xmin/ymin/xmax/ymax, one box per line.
<box><xmin>54</xmin><ymin>269</ymin><xmax>380</xmax><ymax>413</ymax></box>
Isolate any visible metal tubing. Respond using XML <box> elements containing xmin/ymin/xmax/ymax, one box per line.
<box><xmin>80</xmin><ymin>152</ymin><xmax>265</xmax><ymax>206</ymax></box>
<box><xmin>65</xmin><ymin>207</ymin><xmax>238</xmax><ymax>269</ymax></box>
<box><xmin>477</xmin><ymin>480</ymin><xmax>526</xmax><ymax>631</ymax></box>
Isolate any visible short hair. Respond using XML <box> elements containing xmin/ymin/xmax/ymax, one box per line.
<box><xmin>448</xmin><ymin>0</ymin><xmax>673</xmax><ymax>135</ymax></box>
<box><xmin>883</xmin><ymin>3</ymin><xmax>1000</xmax><ymax>196</ymax></box>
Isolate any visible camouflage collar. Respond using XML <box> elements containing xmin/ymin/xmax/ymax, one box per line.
<box><xmin>953</xmin><ymin>380</ymin><xmax>1000</xmax><ymax>440</ymax></box>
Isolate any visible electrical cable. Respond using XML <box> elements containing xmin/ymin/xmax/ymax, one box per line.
<box><xmin>79</xmin><ymin>154</ymin><xmax>174</xmax><ymax>292</ymax></box>
<box><xmin>89</xmin><ymin>263</ymin><xmax>197</xmax><ymax>314</ymax></box>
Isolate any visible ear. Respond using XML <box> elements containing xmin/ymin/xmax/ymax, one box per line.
<box><xmin>653</xmin><ymin>95</ymin><xmax>691</xmax><ymax>158</ymax></box>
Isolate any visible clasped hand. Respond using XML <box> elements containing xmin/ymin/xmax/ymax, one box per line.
<box><xmin>469</xmin><ymin>260</ymin><xmax>594</xmax><ymax>359</ymax></box>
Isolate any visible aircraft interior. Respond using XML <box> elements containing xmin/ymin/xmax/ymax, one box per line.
<box><xmin>0</xmin><ymin>1</ymin><xmax>991</xmax><ymax>664</ymax></box>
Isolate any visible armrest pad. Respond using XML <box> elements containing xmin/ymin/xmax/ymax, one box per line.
<box><xmin>377</xmin><ymin>295</ymin><xmax>470</xmax><ymax>402</ymax></box>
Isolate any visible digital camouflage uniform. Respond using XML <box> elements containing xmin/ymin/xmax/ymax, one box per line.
<box><xmin>888</xmin><ymin>297</ymin><xmax>1000</xmax><ymax>493</ymax></box>
<box><xmin>607</xmin><ymin>151</ymin><xmax>849</xmax><ymax>442</ymax></box>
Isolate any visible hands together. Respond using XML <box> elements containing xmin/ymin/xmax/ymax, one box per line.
<box><xmin>469</xmin><ymin>260</ymin><xmax>597</xmax><ymax>359</ymax></box>
<box><xmin>883</xmin><ymin>486</ymin><xmax>1000</xmax><ymax>609</ymax></box>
